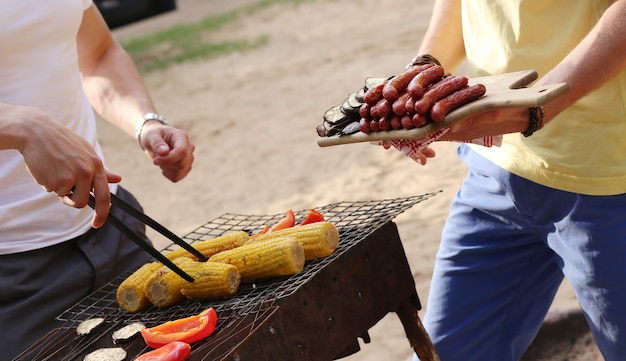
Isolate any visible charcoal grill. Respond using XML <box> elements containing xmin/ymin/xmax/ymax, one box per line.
<box><xmin>16</xmin><ymin>193</ymin><xmax>441</xmax><ymax>361</ymax></box>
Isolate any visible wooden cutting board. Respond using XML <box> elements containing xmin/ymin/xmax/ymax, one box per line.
<box><xmin>317</xmin><ymin>69</ymin><xmax>569</xmax><ymax>147</ymax></box>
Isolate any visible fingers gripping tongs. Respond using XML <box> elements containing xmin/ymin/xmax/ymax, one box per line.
<box><xmin>88</xmin><ymin>193</ymin><xmax>207</xmax><ymax>282</ymax></box>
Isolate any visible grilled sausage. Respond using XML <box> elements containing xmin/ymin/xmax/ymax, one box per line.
<box><xmin>430</xmin><ymin>83</ymin><xmax>487</xmax><ymax>122</ymax></box>
<box><xmin>359</xmin><ymin>118</ymin><xmax>372</xmax><ymax>134</ymax></box>
<box><xmin>392</xmin><ymin>92</ymin><xmax>412</xmax><ymax>116</ymax></box>
<box><xmin>378</xmin><ymin>117</ymin><xmax>391</xmax><ymax>131</ymax></box>
<box><xmin>390</xmin><ymin>115</ymin><xmax>403</xmax><ymax>130</ymax></box>
<box><xmin>369</xmin><ymin>119</ymin><xmax>380</xmax><ymax>132</ymax></box>
<box><xmin>407</xmin><ymin>65</ymin><xmax>444</xmax><ymax>99</ymax></box>
<box><xmin>364</xmin><ymin>82</ymin><xmax>385</xmax><ymax>106</ymax></box>
<box><xmin>401</xmin><ymin>114</ymin><xmax>415</xmax><ymax>130</ymax></box>
<box><xmin>414</xmin><ymin>76</ymin><xmax>469</xmax><ymax>114</ymax></box>
<box><xmin>412</xmin><ymin>113</ymin><xmax>429</xmax><ymax>128</ymax></box>
<box><xmin>383</xmin><ymin>64</ymin><xmax>431</xmax><ymax>101</ymax></box>
<box><xmin>372</xmin><ymin>98</ymin><xmax>392</xmax><ymax>118</ymax></box>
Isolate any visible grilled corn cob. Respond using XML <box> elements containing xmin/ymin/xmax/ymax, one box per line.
<box><xmin>247</xmin><ymin>221</ymin><xmax>339</xmax><ymax>260</ymax></box>
<box><xmin>117</xmin><ymin>261</ymin><xmax>163</xmax><ymax>313</ymax></box>
<box><xmin>144</xmin><ymin>257</ymin><xmax>189</xmax><ymax>308</ymax></box>
<box><xmin>164</xmin><ymin>231</ymin><xmax>249</xmax><ymax>261</ymax></box>
<box><xmin>178</xmin><ymin>259</ymin><xmax>241</xmax><ymax>299</ymax></box>
<box><xmin>209</xmin><ymin>236</ymin><xmax>305</xmax><ymax>282</ymax></box>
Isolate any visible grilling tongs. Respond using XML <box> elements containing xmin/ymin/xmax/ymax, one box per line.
<box><xmin>87</xmin><ymin>192</ymin><xmax>207</xmax><ymax>282</ymax></box>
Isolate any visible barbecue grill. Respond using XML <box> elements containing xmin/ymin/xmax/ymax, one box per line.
<box><xmin>15</xmin><ymin>193</ymin><xmax>441</xmax><ymax>361</ymax></box>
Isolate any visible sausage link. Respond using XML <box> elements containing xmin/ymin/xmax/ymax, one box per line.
<box><xmin>364</xmin><ymin>82</ymin><xmax>385</xmax><ymax>106</ymax></box>
<box><xmin>369</xmin><ymin>119</ymin><xmax>380</xmax><ymax>132</ymax></box>
<box><xmin>414</xmin><ymin>76</ymin><xmax>468</xmax><ymax>114</ymax></box>
<box><xmin>392</xmin><ymin>92</ymin><xmax>412</xmax><ymax>116</ymax></box>
<box><xmin>372</xmin><ymin>98</ymin><xmax>392</xmax><ymax>118</ymax></box>
<box><xmin>359</xmin><ymin>103</ymin><xmax>372</xmax><ymax>120</ymax></box>
<box><xmin>378</xmin><ymin>117</ymin><xmax>391</xmax><ymax>131</ymax></box>
<box><xmin>430</xmin><ymin>83</ymin><xmax>487</xmax><ymax>122</ymax></box>
<box><xmin>404</xmin><ymin>95</ymin><xmax>416</xmax><ymax>114</ymax></box>
<box><xmin>359</xmin><ymin>118</ymin><xmax>372</xmax><ymax>134</ymax></box>
<box><xmin>401</xmin><ymin>114</ymin><xmax>415</xmax><ymax>130</ymax></box>
<box><xmin>412</xmin><ymin>113</ymin><xmax>429</xmax><ymax>128</ymax></box>
<box><xmin>383</xmin><ymin>64</ymin><xmax>431</xmax><ymax>101</ymax></box>
<box><xmin>387</xmin><ymin>116</ymin><xmax>401</xmax><ymax>130</ymax></box>
<box><xmin>407</xmin><ymin>65</ymin><xmax>444</xmax><ymax>99</ymax></box>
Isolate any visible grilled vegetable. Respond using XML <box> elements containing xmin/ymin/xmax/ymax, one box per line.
<box><xmin>112</xmin><ymin>322</ymin><xmax>145</xmax><ymax>343</ymax></box>
<box><xmin>117</xmin><ymin>261</ymin><xmax>163</xmax><ymax>313</ymax></box>
<box><xmin>247</xmin><ymin>221</ymin><xmax>339</xmax><ymax>260</ymax></box>
<box><xmin>269</xmin><ymin>210</ymin><xmax>296</xmax><ymax>232</ymax></box>
<box><xmin>164</xmin><ymin>231</ymin><xmax>249</xmax><ymax>261</ymax></box>
<box><xmin>178</xmin><ymin>259</ymin><xmax>241</xmax><ymax>299</ymax></box>
<box><xmin>135</xmin><ymin>341</ymin><xmax>191</xmax><ymax>361</ymax></box>
<box><xmin>209</xmin><ymin>236</ymin><xmax>305</xmax><ymax>282</ymax></box>
<box><xmin>145</xmin><ymin>258</ymin><xmax>189</xmax><ymax>308</ymax></box>
<box><xmin>141</xmin><ymin>308</ymin><xmax>218</xmax><ymax>348</ymax></box>
<box><xmin>77</xmin><ymin>317</ymin><xmax>105</xmax><ymax>336</ymax></box>
<box><xmin>83</xmin><ymin>348</ymin><xmax>127</xmax><ymax>361</ymax></box>
<box><xmin>299</xmin><ymin>209</ymin><xmax>325</xmax><ymax>225</ymax></box>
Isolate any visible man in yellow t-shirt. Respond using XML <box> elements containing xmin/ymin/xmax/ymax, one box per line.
<box><xmin>410</xmin><ymin>0</ymin><xmax>626</xmax><ymax>360</ymax></box>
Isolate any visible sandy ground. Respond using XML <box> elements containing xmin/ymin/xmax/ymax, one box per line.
<box><xmin>101</xmin><ymin>0</ymin><xmax>602</xmax><ymax>359</ymax></box>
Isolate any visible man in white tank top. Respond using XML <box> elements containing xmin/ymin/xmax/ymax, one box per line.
<box><xmin>0</xmin><ymin>1</ymin><xmax>195</xmax><ymax>358</ymax></box>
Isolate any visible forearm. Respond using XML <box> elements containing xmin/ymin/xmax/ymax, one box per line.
<box><xmin>81</xmin><ymin>42</ymin><xmax>157</xmax><ymax>138</ymax></box>
<box><xmin>0</xmin><ymin>103</ymin><xmax>46</xmax><ymax>151</ymax></box>
<box><xmin>537</xmin><ymin>0</ymin><xmax>626</xmax><ymax>122</ymax></box>
<box><xmin>77</xmin><ymin>5</ymin><xmax>157</xmax><ymax>139</ymax></box>
<box><xmin>416</xmin><ymin>0</ymin><xmax>466</xmax><ymax>72</ymax></box>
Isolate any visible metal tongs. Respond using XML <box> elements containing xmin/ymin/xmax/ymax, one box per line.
<box><xmin>87</xmin><ymin>192</ymin><xmax>208</xmax><ymax>282</ymax></box>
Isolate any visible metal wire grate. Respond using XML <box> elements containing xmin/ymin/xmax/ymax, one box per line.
<box><xmin>18</xmin><ymin>192</ymin><xmax>439</xmax><ymax>361</ymax></box>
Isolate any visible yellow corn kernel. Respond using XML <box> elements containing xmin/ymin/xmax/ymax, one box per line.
<box><xmin>144</xmin><ymin>257</ymin><xmax>189</xmax><ymax>308</ymax></box>
<box><xmin>247</xmin><ymin>221</ymin><xmax>339</xmax><ymax>260</ymax></box>
<box><xmin>177</xmin><ymin>260</ymin><xmax>241</xmax><ymax>299</ymax></box>
<box><xmin>209</xmin><ymin>236</ymin><xmax>305</xmax><ymax>282</ymax></box>
<box><xmin>117</xmin><ymin>261</ymin><xmax>163</xmax><ymax>313</ymax></box>
<box><xmin>164</xmin><ymin>231</ymin><xmax>249</xmax><ymax>261</ymax></box>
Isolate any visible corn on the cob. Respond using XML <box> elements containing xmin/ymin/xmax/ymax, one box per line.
<box><xmin>117</xmin><ymin>261</ymin><xmax>163</xmax><ymax>313</ymax></box>
<box><xmin>246</xmin><ymin>221</ymin><xmax>339</xmax><ymax>260</ymax></box>
<box><xmin>209</xmin><ymin>236</ymin><xmax>305</xmax><ymax>282</ymax></box>
<box><xmin>177</xmin><ymin>260</ymin><xmax>241</xmax><ymax>299</ymax></box>
<box><xmin>164</xmin><ymin>231</ymin><xmax>249</xmax><ymax>261</ymax></box>
<box><xmin>144</xmin><ymin>257</ymin><xmax>189</xmax><ymax>308</ymax></box>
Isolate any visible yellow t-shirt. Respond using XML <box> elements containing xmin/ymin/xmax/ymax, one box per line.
<box><xmin>462</xmin><ymin>0</ymin><xmax>626</xmax><ymax>196</ymax></box>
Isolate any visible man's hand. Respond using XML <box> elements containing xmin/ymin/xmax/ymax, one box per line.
<box><xmin>439</xmin><ymin>107</ymin><xmax>530</xmax><ymax>142</ymax></box>
<box><xmin>139</xmin><ymin>122</ymin><xmax>195</xmax><ymax>182</ymax></box>
<box><xmin>17</xmin><ymin>107</ymin><xmax>120</xmax><ymax>228</ymax></box>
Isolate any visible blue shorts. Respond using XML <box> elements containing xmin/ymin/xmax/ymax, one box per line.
<box><xmin>418</xmin><ymin>144</ymin><xmax>626</xmax><ymax>361</ymax></box>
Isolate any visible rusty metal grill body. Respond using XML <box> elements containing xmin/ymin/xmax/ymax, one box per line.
<box><xmin>16</xmin><ymin>193</ymin><xmax>440</xmax><ymax>361</ymax></box>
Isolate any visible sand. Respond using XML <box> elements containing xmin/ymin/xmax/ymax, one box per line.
<box><xmin>100</xmin><ymin>0</ymin><xmax>602</xmax><ymax>359</ymax></box>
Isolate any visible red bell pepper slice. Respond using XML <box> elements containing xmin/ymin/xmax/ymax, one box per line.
<box><xmin>269</xmin><ymin>209</ymin><xmax>296</xmax><ymax>232</ymax></box>
<box><xmin>299</xmin><ymin>209</ymin><xmax>325</xmax><ymax>225</ymax></box>
<box><xmin>141</xmin><ymin>308</ymin><xmax>218</xmax><ymax>349</ymax></box>
<box><xmin>135</xmin><ymin>341</ymin><xmax>191</xmax><ymax>361</ymax></box>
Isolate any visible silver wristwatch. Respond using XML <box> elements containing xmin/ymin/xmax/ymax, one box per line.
<box><xmin>136</xmin><ymin>112</ymin><xmax>169</xmax><ymax>149</ymax></box>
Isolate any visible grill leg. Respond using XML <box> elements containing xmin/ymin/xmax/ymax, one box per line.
<box><xmin>396</xmin><ymin>296</ymin><xmax>440</xmax><ymax>361</ymax></box>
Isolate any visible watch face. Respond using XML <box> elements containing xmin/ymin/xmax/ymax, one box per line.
<box><xmin>144</xmin><ymin>113</ymin><xmax>166</xmax><ymax>122</ymax></box>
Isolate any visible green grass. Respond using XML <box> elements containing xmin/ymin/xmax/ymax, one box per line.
<box><xmin>122</xmin><ymin>0</ymin><xmax>310</xmax><ymax>72</ymax></box>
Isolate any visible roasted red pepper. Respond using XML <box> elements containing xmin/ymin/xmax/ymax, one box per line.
<box><xmin>141</xmin><ymin>308</ymin><xmax>218</xmax><ymax>349</ymax></box>
<box><xmin>269</xmin><ymin>209</ymin><xmax>296</xmax><ymax>232</ymax></box>
<box><xmin>299</xmin><ymin>209</ymin><xmax>325</xmax><ymax>225</ymax></box>
<box><xmin>135</xmin><ymin>341</ymin><xmax>191</xmax><ymax>361</ymax></box>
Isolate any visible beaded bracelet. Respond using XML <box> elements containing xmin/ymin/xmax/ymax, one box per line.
<box><xmin>522</xmin><ymin>106</ymin><xmax>545</xmax><ymax>137</ymax></box>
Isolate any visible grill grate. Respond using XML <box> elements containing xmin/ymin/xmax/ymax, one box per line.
<box><xmin>17</xmin><ymin>192</ymin><xmax>439</xmax><ymax>361</ymax></box>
